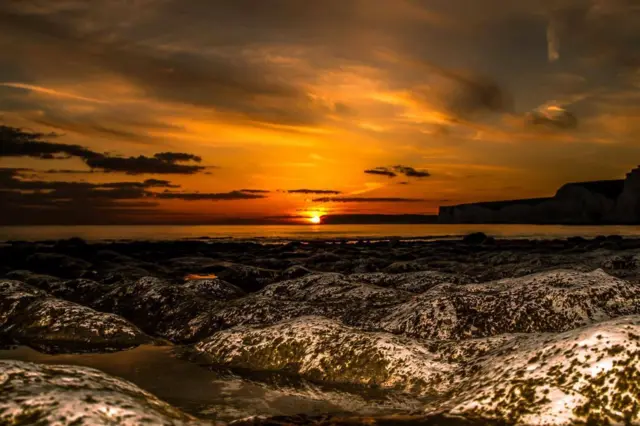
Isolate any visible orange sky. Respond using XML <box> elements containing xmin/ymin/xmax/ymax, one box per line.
<box><xmin>1</xmin><ymin>0</ymin><xmax>639</xmax><ymax>224</ymax></box>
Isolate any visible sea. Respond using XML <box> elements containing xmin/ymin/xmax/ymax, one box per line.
<box><xmin>2</xmin><ymin>224</ymin><xmax>640</xmax><ymax>242</ymax></box>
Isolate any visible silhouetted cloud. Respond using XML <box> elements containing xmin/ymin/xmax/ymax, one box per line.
<box><xmin>44</xmin><ymin>169</ymin><xmax>95</xmax><ymax>174</ymax></box>
<box><xmin>365</xmin><ymin>165</ymin><xmax>430</xmax><ymax>178</ymax></box>
<box><xmin>156</xmin><ymin>190</ymin><xmax>266</xmax><ymax>201</ymax></box>
<box><xmin>0</xmin><ymin>168</ymin><xmax>179</xmax><ymax>192</ymax></box>
<box><xmin>364</xmin><ymin>167</ymin><xmax>397</xmax><ymax>178</ymax></box>
<box><xmin>287</xmin><ymin>189</ymin><xmax>342</xmax><ymax>194</ymax></box>
<box><xmin>0</xmin><ymin>168</ymin><xmax>269</xmax><ymax>224</ymax></box>
<box><xmin>312</xmin><ymin>197</ymin><xmax>425</xmax><ymax>203</ymax></box>
<box><xmin>240</xmin><ymin>189</ymin><xmax>271</xmax><ymax>194</ymax></box>
<box><xmin>84</xmin><ymin>153</ymin><xmax>206</xmax><ymax>175</ymax></box>
<box><xmin>525</xmin><ymin>104</ymin><xmax>578</xmax><ymax>130</ymax></box>
<box><xmin>1</xmin><ymin>126</ymin><xmax>93</xmax><ymax>159</ymax></box>
<box><xmin>393</xmin><ymin>165</ymin><xmax>430</xmax><ymax>178</ymax></box>
<box><xmin>1</xmin><ymin>125</ymin><xmax>207</xmax><ymax>175</ymax></box>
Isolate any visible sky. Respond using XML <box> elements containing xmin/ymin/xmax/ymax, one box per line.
<box><xmin>1</xmin><ymin>0</ymin><xmax>639</xmax><ymax>225</ymax></box>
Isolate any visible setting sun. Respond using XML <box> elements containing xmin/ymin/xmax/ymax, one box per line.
<box><xmin>310</xmin><ymin>215</ymin><xmax>322</xmax><ymax>224</ymax></box>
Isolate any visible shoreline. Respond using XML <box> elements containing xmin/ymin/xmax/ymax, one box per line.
<box><xmin>1</xmin><ymin>234</ymin><xmax>639</xmax><ymax>424</ymax></box>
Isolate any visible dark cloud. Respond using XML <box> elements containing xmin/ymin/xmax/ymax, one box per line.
<box><xmin>240</xmin><ymin>189</ymin><xmax>271</xmax><ymax>194</ymax></box>
<box><xmin>312</xmin><ymin>197</ymin><xmax>425</xmax><ymax>203</ymax></box>
<box><xmin>409</xmin><ymin>68</ymin><xmax>514</xmax><ymax>121</ymax></box>
<box><xmin>546</xmin><ymin>0</ymin><xmax>640</xmax><ymax>73</ymax></box>
<box><xmin>1</xmin><ymin>125</ymin><xmax>93</xmax><ymax>159</ymax></box>
<box><xmin>364</xmin><ymin>167</ymin><xmax>397</xmax><ymax>178</ymax></box>
<box><xmin>44</xmin><ymin>169</ymin><xmax>95</xmax><ymax>174</ymax></box>
<box><xmin>0</xmin><ymin>4</ymin><xmax>325</xmax><ymax>126</ymax></box>
<box><xmin>0</xmin><ymin>168</ymin><xmax>179</xmax><ymax>192</ymax></box>
<box><xmin>438</xmin><ymin>72</ymin><xmax>513</xmax><ymax>118</ymax></box>
<box><xmin>84</xmin><ymin>153</ymin><xmax>205</xmax><ymax>175</ymax></box>
<box><xmin>525</xmin><ymin>104</ymin><xmax>578</xmax><ymax>129</ymax></box>
<box><xmin>0</xmin><ymin>168</ymin><xmax>267</xmax><ymax>224</ymax></box>
<box><xmin>287</xmin><ymin>189</ymin><xmax>342</xmax><ymax>194</ymax></box>
<box><xmin>365</xmin><ymin>165</ymin><xmax>430</xmax><ymax>178</ymax></box>
<box><xmin>1</xmin><ymin>125</ymin><xmax>207</xmax><ymax>175</ymax></box>
<box><xmin>393</xmin><ymin>165</ymin><xmax>430</xmax><ymax>178</ymax></box>
<box><xmin>156</xmin><ymin>191</ymin><xmax>266</xmax><ymax>201</ymax></box>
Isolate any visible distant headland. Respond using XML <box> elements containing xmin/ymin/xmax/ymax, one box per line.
<box><xmin>439</xmin><ymin>166</ymin><xmax>640</xmax><ymax>224</ymax></box>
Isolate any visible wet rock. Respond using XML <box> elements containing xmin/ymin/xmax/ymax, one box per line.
<box><xmin>5</xmin><ymin>271</ymin><xmax>110</xmax><ymax>305</ymax></box>
<box><xmin>166</xmin><ymin>256</ymin><xmax>220</xmax><ymax>275</ymax></box>
<box><xmin>0</xmin><ymin>280</ymin><xmax>153</xmax><ymax>353</ymax></box>
<box><xmin>348</xmin><ymin>271</ymin><xmax>474</xmax><ymax>293</ymax></box>
<box><xmin>5</xmin><ymin>270</ymin><xmax>62</xmax><ymax>291</ymax></box>
<box><xmin>230</xmin><ymin>413</ymin><xmax>504</xmax><ymax>425</ymax></box>
<box><xmin>200</xmin><ymin>262</ymin><xmax>278</xmax><ymax>292</ymax></box>
<box><xmin>256</xmin><ymin>273</ymin><xmax>411</xmax><ymax>328</ymax></box>
<box><xmin>380</xmin><ymin>269</ymin><xmax>640</xmax><ymax>340</ymax></box>
<box><xmin>210</xmin><ymin>294</ymin><xmax>318</xmax><ymax>329</ymax></box>
<box><xmin>196</xmin><ymin>316</ymin><xmax>455</xmax><ymax>395</ymax></box>
<box><xmin>446</xmin><ymin>316</ymin><xmax>640</xmax><ymax>425</ymax></box>
<box><xmin>305</xmin><ymin>252</ymin><xmax>343</xmax><ymax>265</ymax></box>
<box><xmin>462</xmin><ymin>232</ymin><xmax>490</xmax><ymax>245</ymax></box>
<box><xmin>0</xmin><ymin>360</ymin><xmax>207</xmax><ymax>425</ymax></box>
<box><xmin>24</xmin><ymin>252</ymin><xmax>92</xmax><ymax>278</ymax></box>
<box><xmin>383</xmin><ymin>261</ymin><xmax>427</xmax><ymax>274</ymax></box>
<box><xmin>350</xmin><ymin>257</ymin><xmax>390</xmax><ymax>273</ymax></box>
<box><xmin>182</xmin><ymin>278</ymin><xmax>246</xmax><ymax>300</ymax></box>
<box><xmin>276</xmin><ymin>265</ymin><xmax>314</xmax><ymax>281</ymax></box>
<box><xmin>94</xmin><ymin>276</ymin><xmax>223</xmax><ymax>343</ymax></box>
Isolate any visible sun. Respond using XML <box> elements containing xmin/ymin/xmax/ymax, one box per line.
<box><xmin>309</xmin><ymin>214</ymin><xmax>322</xmax><ymax>224</ymax></box>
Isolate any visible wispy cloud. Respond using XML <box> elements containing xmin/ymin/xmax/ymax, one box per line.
<box><xmin>1</xmin><ymin>82</ymin><xmax>108</xmax><ymax>104</ymax></box>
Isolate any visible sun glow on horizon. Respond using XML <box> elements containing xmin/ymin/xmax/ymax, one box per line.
<box><xmin>309</xmin><ymin>214</ymin><xmax>322</xmax><ymax>224</ymax></box>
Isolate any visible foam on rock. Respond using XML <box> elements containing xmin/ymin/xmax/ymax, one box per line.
<box><xmin>195</xmin><ymin>316</ymin><xmax>455</xmax><ymax>395</ymax></box>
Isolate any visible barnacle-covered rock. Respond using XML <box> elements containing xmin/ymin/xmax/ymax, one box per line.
<box><xmin>213</xmin><ymin>274</ymin><xmax>411</xmax><ymax>330</ymax></box>
<box><xmin>0</xmin><ymin>360</ymin><xmax>208</xmax><ymax>425</ymax></box>
<box><xmin>348</xmin><ymin>271</ymin><xmax>474</xmax><ymax>293</ymax></box>
<box><xmin>196</xmin><ymin>316</ymin><xmax>455</xmax><ymax>395</ymax></box>
<box><xmin>446</xmin><ymin>316</ymin><xmax>640</xmax><ymax>425</ymax></box>
<box><xmin>380</xmin><ymin>269</ymin><xmax>640</xmax><ymax>339</ymax></box>
<box><xmin>94</xmin><ymin>276</ymin><xmax>223</xmax><ymax>343</ymax></box>
<box><xmin>0</xmin><ymin>280</ymin><xmax>153</xmax><ymax>353</ymax></box>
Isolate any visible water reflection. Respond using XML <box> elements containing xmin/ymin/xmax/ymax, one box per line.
<box><xmin>0</xmin><ymin>345</ymin><xmax>423</xmax><ymax>421</ymax></box>
<box><xmin>2</xmin><ymin>223</ymin><xmax>640</xmax><ymax>242</ymax></box>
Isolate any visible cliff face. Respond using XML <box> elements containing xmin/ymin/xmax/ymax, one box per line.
<box><xmin>439</xmin><ymin>169</ymin><xmax>639</xmax><ymax>224</ymax></box>
<box><xmin>612</xmin><ymin>167</ymin><xmax>640</xmax><ymax>224</ymax></box>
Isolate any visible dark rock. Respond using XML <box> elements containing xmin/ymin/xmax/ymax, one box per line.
<box><xmin>199</xmin><ymin>262</ymin><xmax>278</xmax><ymax>292</ymax></box>
<box><xmin>0</xmin><ymin>280</ymin><xmax>154</xmax><ymax>353</ymax></box>
<box><xmin>94</xmin><ymin>277</ymin><xmax>224</xmax><ymax>342</ymax></box>
<box><xmin>182</xmin><ymin>278</ymin><xmax>246</xmax><ymax>300</ymax></box>
<box><xmin>276</xmin><ymin>265</ymin><xmax>314</xmax><ymax>281</ymax></box>
<box><xmin>24</xmin><ymin>252</ymin><xmax>93</xmax><ymax>278</ymax></box>
<box><xmin>462</xmin><ymin>232</ymin><xmax>489</xmax><ymax>245</ymax></box>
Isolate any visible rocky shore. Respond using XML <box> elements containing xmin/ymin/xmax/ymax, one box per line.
<box><xmin>1</xmin><ymin>235</ymin><xmax>639</xmax><ymax>425</ymax></box>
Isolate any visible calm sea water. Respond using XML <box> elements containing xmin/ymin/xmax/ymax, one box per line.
<box><xmin>1</xmin><ymin>224</ymin><xmax>640</xmax><ymax>242</ymax></box>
